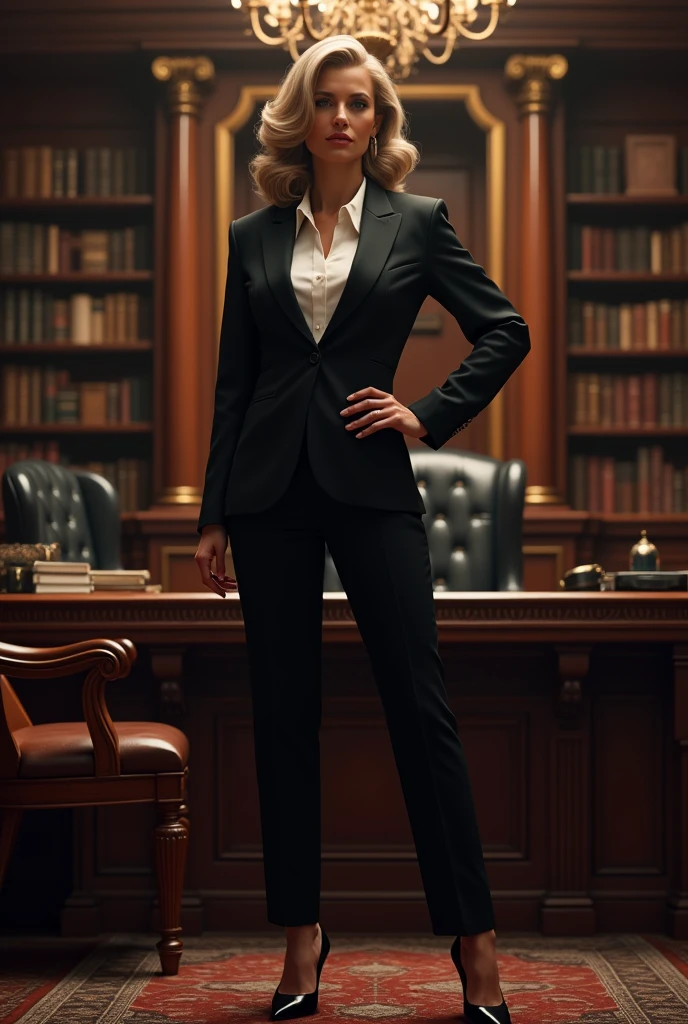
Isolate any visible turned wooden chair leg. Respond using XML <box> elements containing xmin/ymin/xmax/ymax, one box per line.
<box><xmin>179</xmin><ymin>770</ymin><xmax>190</xmax><ymax>836</ymax></box>
<box><xmin>179</xmin><ymin>801</ymin><xmax>190</xmax><ymax>838</ymax></box>
<box><xmin>153</xmin><ymin>801</ymin><xmax>188</xmax><ymax>976</ymax></box>
<box><xmin>0</xmin><ymin>809</ymin><xmax>22</xmax><ymax>888</ymax></box>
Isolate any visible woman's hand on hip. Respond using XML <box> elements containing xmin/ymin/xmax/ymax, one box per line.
<box><xmin>340</xmin><ymin>387</ymin><xmax>428</xmax><ymax>440</ymax></box>
<box><xmin>195</xmin><ymin>524</ymin><xmax>237</xmax><ymax>597</ymax></box>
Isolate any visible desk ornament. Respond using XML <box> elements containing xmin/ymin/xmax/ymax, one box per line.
<box><xmin>613</xmin><ymin>570</ymin><xmax>687</xmax><ymax>591</ymax></box>
<box><xmin>630</xmin><ymin>530</ymin><xmax>659</xmax><ymax>570</ymax></box>
<box><xmin>0</xmin><ymin>542</ymin><xmax>62</xmax><ymax>593</ymax></box>
<box><xmin>559</xmin><ymin>563</ymin><xmax>607</xmax><ymax>591</ymax></box>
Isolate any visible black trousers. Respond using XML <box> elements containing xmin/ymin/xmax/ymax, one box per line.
<box><xmin>225</xmin><ymin>431</ymin><xmax>496</xmax><ymax>936</ymax></box>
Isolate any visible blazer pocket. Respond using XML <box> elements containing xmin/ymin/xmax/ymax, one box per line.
<box><xmin>248</xmin><ymin>388</ymin><xmax>276</xmax><ymax>405</ymax></box>
<box><xmin>385</xmin><ymin>261</ymin><xmax>422</xmax><ymax>274</ymax></box>
<box><xmin>369</xmin><ymin>355</ymin><xmax>395</xmax><ymax>371</ymax></box>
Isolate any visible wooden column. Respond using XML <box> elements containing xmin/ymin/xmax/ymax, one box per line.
<box><xmin>151</xmin><ymin>56</ymin><xmax>215</xmax><ymax>506</ymax></box>
<box><xmin>505</xmin><ymin>54</ymin><xmax>568</xmax><ymax>506</ymax></box>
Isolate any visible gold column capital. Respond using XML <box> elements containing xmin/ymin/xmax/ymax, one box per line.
<box><xmin>152</xmin><ymin>56</ymin><xmax>215</xmax><ymax>117</ymax></box>
<box><xmin>504</xmin><ymin>54</ymin><xmax>568</xmax><ymax>116</ymax></box>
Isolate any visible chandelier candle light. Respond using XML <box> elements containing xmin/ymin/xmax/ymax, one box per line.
<box><xmin>231</xmin><ymin>0</ymin><xmax>518</xmax><ymax>80</ymax></box>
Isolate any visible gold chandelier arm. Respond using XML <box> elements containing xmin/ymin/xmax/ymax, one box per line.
<box><xmin>423</xmin><ymin>0</ymin><xmax>452</xmax><ymax>37</ymax></box>
<box><xmin>249</xmin><ymin>5</ymin><xmax>293</xmax><ymax>45</ymax></box>
<box><xmin>288</xmin><ymin>34</ymin><xmax>302</xmax><ymax>61</ymax></box>
<box><xmin>421</xmin><ymin>24</ymin><xmax>456</xmax><ymax>63</ymax></box>
<box><xmin>454</xmin><ymin>2</ymin><xmax>500</xmax><ymax>41</ymax></box>
<box><xmin>299</xmin><ymin>0</ymin><xmax>333</xmax><ymax>41</ymax></box>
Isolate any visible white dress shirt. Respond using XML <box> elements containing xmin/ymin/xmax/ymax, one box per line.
<box><xmin>291</xmin><ymin>175</ymin><xmax>366</xmax><ymax>343</ymax></box>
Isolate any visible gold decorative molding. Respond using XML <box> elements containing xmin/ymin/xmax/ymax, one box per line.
<box><xmin>504</xmin><ymin>53</ymin><xmax>568</xmax><ymax>116</ymax></box>
<box><xmin>525</xmin><ymin>484</ymin><xmax>565</xmax><ymax>506</ymax></box>
<box><xmin>156</xmin><ymin>486</ymin><xmax>203</xmax><ymax>508</ymax></box>
<box><xmin>152</xmin><ymin>56</ymin><xmax>215</xmax><ymax>117</ymax></box>
<box><xmin>215</xmin><ymin>83</ymin><xmax>507</xmax><ymax>460</ymax></box>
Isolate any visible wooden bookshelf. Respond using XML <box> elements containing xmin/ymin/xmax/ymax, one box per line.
<box><xmin>0</xmin><ymin>342</ymin><xmax>152</xmax><ymax>353</ymax></box>
<box><xmin>0</xmin><ymin>272</ymin><xmax>153</xmax><ymax>283</ymax></box>
<box><xmin>0</xmin><ymin>196</ymin><xmax>153</xmax><ymax>209</ymax></box>
<box><xmin>567</xmin><ymin>349</ymin><xmax>688</xmax><ymax>358</ymax></box>
<box><xmin>565</xmin><ymin>139</ymin><xmax>688</xmax><ymax>515</ymax></box>
<box><xmin>568</xmin><ymin>272</ymin><xmax>688</xmax><ymax>283</ymax></box>
<box><xmin>569</xmin><ymin>426</ymin><xmax>688</xmax><ymax>437</ymax></box>
<box><xmin>0</xmin><ymin>424</ymin><xmax>152</xmax><ymax>433</ymax></box>
<box><xmin>0</xmin><ymin>142</ymin><xmax>155</xmax><ymax>513</ymax></box>
<box><xmin>567</xmin><ymin>194</ymin><xmax>688</xmax><ymax>207</ymax></box>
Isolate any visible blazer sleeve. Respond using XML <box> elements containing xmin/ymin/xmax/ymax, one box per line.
<box><xmin>197</xmin><ymin>220</ymin><xmax>261</xmax><ymax>534</ymax></box>
<box><xmin>406</xmin><ymin>198</ymin><xmax>531</xmax><ymax>450</ymax></box>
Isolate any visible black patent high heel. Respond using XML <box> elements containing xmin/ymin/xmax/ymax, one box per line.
<box><xmin>450</xmin><ymin>936</ymin><xmax>512</xmax><ymax>1024</ymax></box>
<box><xmin>270</xmin><ymin>927</ymin><xmax>331</xmax><ymax>1021</ymax></box>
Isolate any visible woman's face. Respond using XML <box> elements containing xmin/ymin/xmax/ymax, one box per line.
<box><xmin>304</xmin><ymin>64</ymin><xmax>384</xmax><ymax>168</ymax></box>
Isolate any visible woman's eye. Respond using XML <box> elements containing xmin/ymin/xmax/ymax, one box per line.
<box><xmin>315</xmin><ymin>99</ymin><xmax>367</xmax><ymax>109</ymax></box>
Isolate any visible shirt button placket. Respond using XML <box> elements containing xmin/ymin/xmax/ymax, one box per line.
<box><xmin>314</xmin><ymin>258</ymin><xmax>325</xmax><ymax>340</ymax></box>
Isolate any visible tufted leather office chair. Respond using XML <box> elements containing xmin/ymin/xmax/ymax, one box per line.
<box><xmin>2</xmin><ymin>460</ymin><xmax>121</xmax><ymax>569</ymax></box>
<box><xmin>324</xmin><ymin>449</ymin><xmax>527</xmax><ymax>592</ymax></box>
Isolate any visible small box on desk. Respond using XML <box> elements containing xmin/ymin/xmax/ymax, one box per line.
<box><xmin>611</xmin><ymin>571</ymin><xmax>688</xmax><ymax>591</ymax></box>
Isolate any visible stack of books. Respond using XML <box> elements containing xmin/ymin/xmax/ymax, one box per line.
<box><xmin>90</xmin><ymin>569</ymin><xmax>151</xmax><ymax>591</ymax></box>
<box><xmin>32</xmin><ymin>560</ymin><xmax>93</xmax><ymax>593</ymax></box>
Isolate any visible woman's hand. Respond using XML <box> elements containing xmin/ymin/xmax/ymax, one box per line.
<box><xmin>195</xmin><ymin>524</ymin><xmax>237</xmax><ymax>598</ymax></box>
<box><xmin>340</xmin><ymin>387</ymin><xmax>428</xmax><ymax>440</ymax></box>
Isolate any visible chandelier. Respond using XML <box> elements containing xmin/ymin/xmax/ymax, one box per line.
<box><xmin>230</xmin><ymin>0</ymin><xmax>517</xmax><ymax>81</ymax></box>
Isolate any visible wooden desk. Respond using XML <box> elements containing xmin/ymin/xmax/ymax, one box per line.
<box><xmin>1</xmin><ymin>591</ymin><xmax>688</xmax><ymax>938</ymax></box>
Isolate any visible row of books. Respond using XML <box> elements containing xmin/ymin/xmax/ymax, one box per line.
<box><xmin>31</xmin><ymin>560</ymin><xmax>152</xmax><ymax>593</ymax></box>
<box><xmin>2</xmin><ymin>366</ymin><xmax>151</xmax><ymax>426</ymax></box>
<box><xmin>569</xmin><ymin>373</ymin><xmax>688</xmax><ymax>429</ymax></box>
<box><xmin>1</xmin><ymin>289</ymin><xmax>152</xmax><ymax>345</ymax></box>
<box><xmin>570</xmin><ymin>448</ymin><xmax>688</xmax><ymax>513</ymax></box>
<box><xmin>567</xmin><ymin>222</ymin><xmax>688</xmax><ymax>273</ymax></box>
<box><xmin>567</xmin><ymin>144</ymin><xmax>688</xmax><ymax>195</ymax></box>
<box><xmin>0</xmin><ymin>441</ymin><xmax>149</xmax><ymax>513</ymax></box>
<box><xmin>567</xmin><ymin>297</ymin><xmax>688</xmax><ymax>351</ymax></box>
<box><xmin>0</xmin><ymin>222</ymin><xmax>151</xmax><ymax>275</ymax></box>
<box><xmin>0</xmin><ymin>146</ymin><xmax>150</xmax><ymax>199</ymax></box>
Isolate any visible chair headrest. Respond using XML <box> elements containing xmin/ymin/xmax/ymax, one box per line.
<box><xmin>2</xmin><ymin>459</ymin><xmax>96</xmax><ymax>563</ymax></box>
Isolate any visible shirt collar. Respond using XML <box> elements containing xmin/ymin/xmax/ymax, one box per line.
<box><xmin>295</xmin><ymin>175</ymin><xmax>367</xmax><ymax>238</ymax></box>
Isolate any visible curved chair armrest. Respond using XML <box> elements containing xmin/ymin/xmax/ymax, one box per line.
<box><xmin>0</xmin><ymin>638</ymin><xmax>136</xmax><ymax>678</ymax></box>
<box><xmin>0</xmin><ymin>638</ymin><xmax>137</xmax><ymax>777</ymax></box>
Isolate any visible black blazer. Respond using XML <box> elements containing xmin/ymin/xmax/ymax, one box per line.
<box><xmin>197</xmin><ymin>173</ymin><xmax>530</xmax><ymax>532</ymax></box>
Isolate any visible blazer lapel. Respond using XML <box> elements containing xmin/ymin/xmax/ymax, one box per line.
<box><xmin>261</xmin><ymin>204</ymin><xmax>312</xmax><ymax>346</ymax></box>
<box><xmin>260</xmin><ymin>174</ymin><xmax>402</xmax><ymax>350</ymax></box>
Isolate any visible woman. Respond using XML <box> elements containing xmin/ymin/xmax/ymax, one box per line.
<box><xmin>195</xmin><ymin>34</ymin><xmax>529</xmax><ymax>1024</ymax></box>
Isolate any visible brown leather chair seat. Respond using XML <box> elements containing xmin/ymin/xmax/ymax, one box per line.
<box><xmin>14</xmin><ymin>722</ymin><xmax>189</xmax><ymax>778</ymax></box>
<box><xmin>1</xmin><ymin>637</ymin><xmax>189</xmax><ymax>977</ymax></box>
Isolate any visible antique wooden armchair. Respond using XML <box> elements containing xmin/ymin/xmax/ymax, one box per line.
<box><xmin>0</xmin><ymin>637</ymin><xmax>189</xmax><ymax>975</ymax></box>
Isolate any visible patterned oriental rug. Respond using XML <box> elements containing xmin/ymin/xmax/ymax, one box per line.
<box><xmin>1</xmin><ymin>932</ymin><xmax>688</xmax><ymax>1024</ymax></box>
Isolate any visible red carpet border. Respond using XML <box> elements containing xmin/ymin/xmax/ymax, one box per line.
<box><xmin>0</xmin><ymin>932</ymin><xmax>687</xmax><ymax>1023</ymax></box>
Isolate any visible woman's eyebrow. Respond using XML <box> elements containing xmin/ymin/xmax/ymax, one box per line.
<box><xmin>315</xmin><ymin>91</ymin><xmax>370</xmax><ymax>99</ymax></box>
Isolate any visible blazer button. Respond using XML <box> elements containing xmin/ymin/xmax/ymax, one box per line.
<box><xmin>310</xmin><ymin>352</ymin><xmax>320</xmax><ymax>364</ymax></box>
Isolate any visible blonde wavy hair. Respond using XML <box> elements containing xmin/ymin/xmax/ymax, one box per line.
<box><xmin>249</xmin><ymin>35</ymin><xmax>420</xmax><ymax>207</ymax></box>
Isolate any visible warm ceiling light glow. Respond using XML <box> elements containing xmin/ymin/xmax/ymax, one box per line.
<box><xmin>231</xmin><ymin>0</ymin><xmax>517</xmax><ymax>80</ymax></box>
